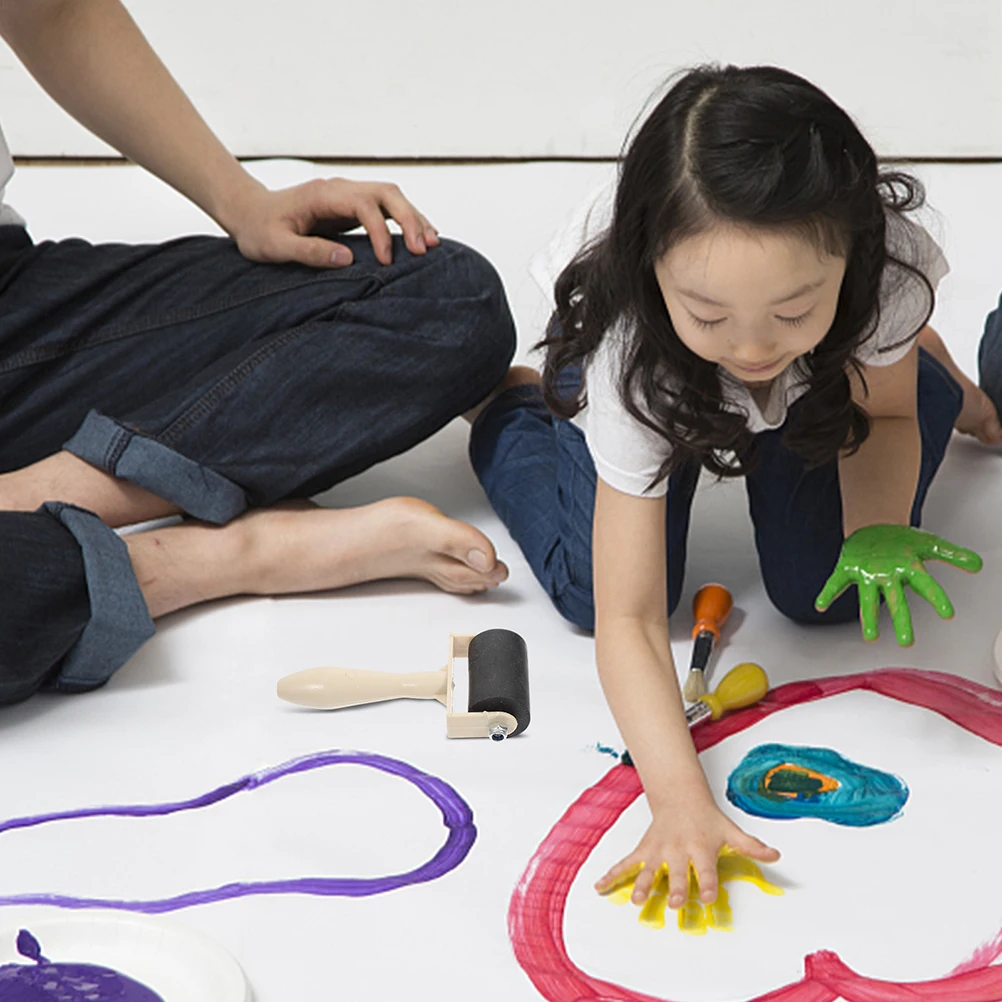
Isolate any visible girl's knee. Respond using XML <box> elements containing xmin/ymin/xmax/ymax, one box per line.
<box><xmin>764</xmin><ymin>576</ymin><xmax>857</xmax><ymax>626</ymax></box>
<box><xmin>550</xmin><ymin>582</ymin><xmax>596</xmax><ymax>632</ymax></box>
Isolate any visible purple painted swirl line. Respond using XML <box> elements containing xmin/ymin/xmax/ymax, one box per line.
<box><xmin>0</xmin><ymin>750</ymin><xmax>476</xmax><ymax>914</ymax></box>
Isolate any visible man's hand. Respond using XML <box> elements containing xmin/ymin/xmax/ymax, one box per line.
<box><xmin>815</xmin><ymin>524</ymin><xmax>983</xmax><ymax>645</ymax></box>
<box><xmin>221</xmin><ymin>177</ymin><xmax>440</xmax><ymax>269</ymax></box>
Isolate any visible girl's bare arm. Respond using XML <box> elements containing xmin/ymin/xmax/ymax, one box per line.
<box><xmin>839</xmin><ymin>342</ymin><xmax>921</xmax><ymax>534</ymax></box>
<box><xmin>592</xmin><ymin>477</ymin><xmax>777</xmax><ymax>908</ymax></box>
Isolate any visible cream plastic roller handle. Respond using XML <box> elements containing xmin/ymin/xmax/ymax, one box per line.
<box><xmin>277</xmin><ymin>666</ymin><xmax>448</xmax><ymax>709</ymax></box>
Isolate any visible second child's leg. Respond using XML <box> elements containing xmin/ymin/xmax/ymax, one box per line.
<box><xmin>918</xmin><ymin>324</ymin><xmax>1002</xmax><ymax>445</ymax></box>
<box><xmin>977</xmin><ymin>294</ymin><xmax>1002</xmax><ymax>438</ymax></box>
<box><xmin>748</xmin><ymin>349</ymin><xmax>963</xmax><ymax>624</ymax></box>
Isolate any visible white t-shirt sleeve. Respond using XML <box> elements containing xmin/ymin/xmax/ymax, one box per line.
<box><xmin>577</xmin><ymin>329</ymin><xmax>673</xmax><ymax>497</ymax></box>
<box><xmin>858</xmin><ymin>213</ymin><xmax>949</xmax><ymax>367</ymax></box>
<box><xmin>529</xmin><ymin>174</ymin><xmax>618</xmax><ymax>303</ymax></box>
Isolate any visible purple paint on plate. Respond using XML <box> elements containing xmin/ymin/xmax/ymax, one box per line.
<box><xmin>0</xmin><ymin>929</ymin><xmax>164</xmax><ymax>1000</ymax></box>
<box><xmin>0</xmin><ymin>751</ymin><xmax>476</xmax><ymax>914</ymax></box>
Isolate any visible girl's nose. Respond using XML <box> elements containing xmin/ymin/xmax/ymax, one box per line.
<box><xmin>730</xmin><ymin>336</ymin><xmax>779</xmax><ymax>366</ymax></box>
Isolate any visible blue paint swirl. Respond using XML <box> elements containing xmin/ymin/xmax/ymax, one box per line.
<box><xmin>726</xmin><ymin>744</ymin><xmax>908</xmax><ymax>826</ymax></box>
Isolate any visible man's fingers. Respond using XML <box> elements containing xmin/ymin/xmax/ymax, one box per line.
<box><xmin>274</xmin><ymin>234</ymin><xmax>353</xmax><ymax>269</ymax></box>
<box><xmin>355</xmin><ymin>202</ymin><xmax>395</xmax><ymax>265</ymax></box>
<box><xmin>907</xmin><ymin>570</ymin><xmax>954</xmax><ymax>620</ymax></box>
<box><xmin>376</xmin><ymin>186</ymin><xmax>432</xmax><ymax>255</ymax></box>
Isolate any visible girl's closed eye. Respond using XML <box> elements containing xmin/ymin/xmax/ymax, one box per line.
<box><xmin>688</xmin><ymin>312</ymin><xmax>726</xmax><ymax>329</ymax></box>
<box><xmin>777</xmin><ymin>309</ymin><xmax>813</xmax><ymax>328</ymax></box>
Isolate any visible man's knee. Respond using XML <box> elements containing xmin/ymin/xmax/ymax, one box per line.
<box><xmin>430</xmin><ymin>239</ymin><xmax>516</xmax><ymax>390</ymax></box>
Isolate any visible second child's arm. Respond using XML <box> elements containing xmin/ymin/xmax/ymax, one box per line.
<box><xmin>591</xmin><ymin>477</ymin><xmax>778</xmax><ymax>909</ymax></box>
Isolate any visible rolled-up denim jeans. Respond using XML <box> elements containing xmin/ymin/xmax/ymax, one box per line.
<box><xmin>0</xmin><ymin>226</ymin><xmax>515</xmax><ymax>703</ymax></box>
<box><xmin>979</xmin><ymin>291</ymin><xmax>1002</xmax><ymax>414</ymax></box>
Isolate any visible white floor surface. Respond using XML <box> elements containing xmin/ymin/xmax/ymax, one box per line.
<box><xmin>0</xmin><ymin>159</ymin><xmax>1000</xmax><ymax>1001</ymax></box>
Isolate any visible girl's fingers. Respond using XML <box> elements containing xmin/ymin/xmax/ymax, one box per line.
<box><xmin>692</xmin><ymin>851</ymin><xmax>719</xmax><ymax>904</ymax></box>
<box><xmin>815</xmin><ymin>568</ymin><xmax>849</xmax><ymax>611</ymax></box>
<box><xmin>927</xmin><ymin>537</ymin><xmax>984</xmax><ymax>573</ymax></box>
<box><xmin>665</xmin><ymin>853</ymin><xmax>690</xmax><ymax>909</ymax></box>
<box><xmin>907</xmin><ymin>570</ymin><xmax>954</xmax><ymax>620</ymax></box>
<box><xmin>595</xmin><ymin>858</ymin><xmax>643</xmax><ymax>893</ymax></box>
<box><xmin>728</xmin><ymin>830</ymin><xmax>781</xmax><ymax>862</ymax></box>
<box><xmin>631</xmin><ymin>861</ymin><xmax>659</xmax><ymax>905</ymax></box>
<box><xmin>883</xmin><ymin>579</ymin><xmax>914</xmax><ymax>647</ymax></box>
<box><xmin>857</xmin><ymin>578</ymin><xmax>880</xmax><ymax>640</ymax></box>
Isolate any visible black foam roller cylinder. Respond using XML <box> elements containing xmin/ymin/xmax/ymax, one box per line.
<box><xmin>467</xmin><ymin>629</ymin><xmax>530</xmax><ymax>737</ymax></box>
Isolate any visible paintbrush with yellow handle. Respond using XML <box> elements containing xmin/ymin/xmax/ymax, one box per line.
<box><xmin>682</xmin><ymin>583</ymin><xmax>733</xmax><ymax>703</ymax></box>
<box><xmin>621</xmin><ymin>662</ymin><xmax>768</xmax><ymax>767</ymax></box>
<box><xmin>684</xmin><ymin>661</ymin><xmax>768</xmax><ymax>725</ymax></box>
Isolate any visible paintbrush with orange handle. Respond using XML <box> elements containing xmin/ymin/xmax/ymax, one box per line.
<box><xmin>682</xmin><ymin>583</ymin><xmax>733</xmax><ymax>703</ymax></box>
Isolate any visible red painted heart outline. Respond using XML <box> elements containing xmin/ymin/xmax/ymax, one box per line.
<box><xmin>508</xmin><ymin>668</ymin><xmax>1002</xmax><ymax>1002</ymax></box>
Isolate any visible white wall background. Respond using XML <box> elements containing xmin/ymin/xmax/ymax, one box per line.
<box><xmin>1</xmin><ymin>0</ymin><xmax>1000</xmax><ymax>159</ymax></box>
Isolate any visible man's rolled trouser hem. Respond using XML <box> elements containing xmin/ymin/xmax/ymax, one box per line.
<box><xmin>42</xmin><ymin>501</ymin><xmax>155</xmax><ymax>693</ymax></box>
<box><xmin>64</xmin><ymin>410</ymin><xmax>248</xmax><ymax>524</ymax></box>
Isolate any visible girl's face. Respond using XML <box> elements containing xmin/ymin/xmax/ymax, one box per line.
<box><xmin>654</xmin><ymin>223</ymin><xmax>847</xmax><ymax>385</ymax></box>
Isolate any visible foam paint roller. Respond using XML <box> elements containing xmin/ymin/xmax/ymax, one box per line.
<box><xmin>276</xmin><ymin>629</ymin><xmax>529</xmax><ymax>741</ymax></box>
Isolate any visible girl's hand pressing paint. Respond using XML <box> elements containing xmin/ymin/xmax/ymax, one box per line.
<box><xmin>815</xmin><ymin>525</ymin><xmax>983</xmax><ymax>646</ymax></box>
<box><xmin>594</xmin><ymin>792</ymin><xmax>779</xmax><ymax>912</ymax></box>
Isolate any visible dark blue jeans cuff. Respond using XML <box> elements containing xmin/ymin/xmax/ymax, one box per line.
<box><xmin>40</xmin><ymin>501</ymin><xmax>155</xmax><ymax>693</ymax></box>
<box><xmin>64</xmin><ymin>410</ymin><xmax>248</xmax><ymax>524</ymax></box>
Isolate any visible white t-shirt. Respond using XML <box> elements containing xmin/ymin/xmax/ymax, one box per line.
<box><xmin>531</xmin><ymin>178</ymin><xmax>949</xmax><ymax>497</ymax></box>
<box><xmin>0</xmin><ymin>123</ymin><xmax>25</xmax><ymax>227</ymax></box>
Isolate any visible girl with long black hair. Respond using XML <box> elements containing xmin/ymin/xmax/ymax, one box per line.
<box><xmin>468</xmin><ymin>64</ymin><xmax>1000</xmax><ymax>911</ymax></box>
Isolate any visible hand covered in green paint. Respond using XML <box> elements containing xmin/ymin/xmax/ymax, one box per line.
<box><xmin>815</xmin><ymin>524</ymin><xmax>983</xmax><ymax>646</ymax></box>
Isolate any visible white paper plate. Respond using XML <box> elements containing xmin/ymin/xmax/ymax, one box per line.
<box><xmin>0</xmin><ymin>910</ymin><xmax>250</xmax><ymax>1001</ymax></box>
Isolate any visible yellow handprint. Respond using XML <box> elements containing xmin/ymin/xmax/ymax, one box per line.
<box><xmin>601</xmin><ymin>847</ymin><xmax>783</xmax><ymax>935</ymax></box>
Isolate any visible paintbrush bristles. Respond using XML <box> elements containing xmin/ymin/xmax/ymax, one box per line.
<box><xmin>682</xmin><ymin>669</ymin><xmax>707</xmax><ymax>703</ymax></box>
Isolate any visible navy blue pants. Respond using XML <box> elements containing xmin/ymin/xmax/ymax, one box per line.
<box><xmin>469</xmin><ymin>344</ymin><xmax>978</xmax><ymax>632</ymax></box>
<box><xmin>0</xmin><ymin>226</ymin><xmax>515</xmax><ymax>703</ymax></box>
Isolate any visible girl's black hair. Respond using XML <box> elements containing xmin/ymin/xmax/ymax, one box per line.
<box><xmin>540</xmin><ymin>64</ymin><xmax>933</xmax><ymax>481</ymax></box>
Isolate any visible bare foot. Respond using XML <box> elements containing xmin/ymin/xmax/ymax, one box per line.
<box><xmin>918</xmin><ymin>327</ymin><xmax>1002</xmax><ymax>446</ymax></box>
<box><xmin>463</xmin><ymin>365</ymin><xmax>542</xmax><ymax>424</ymax></box>
<box><xmin>128</xmin><ymin>497</ymin><xmax>509</xmax><ymax>619</ymax></box>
